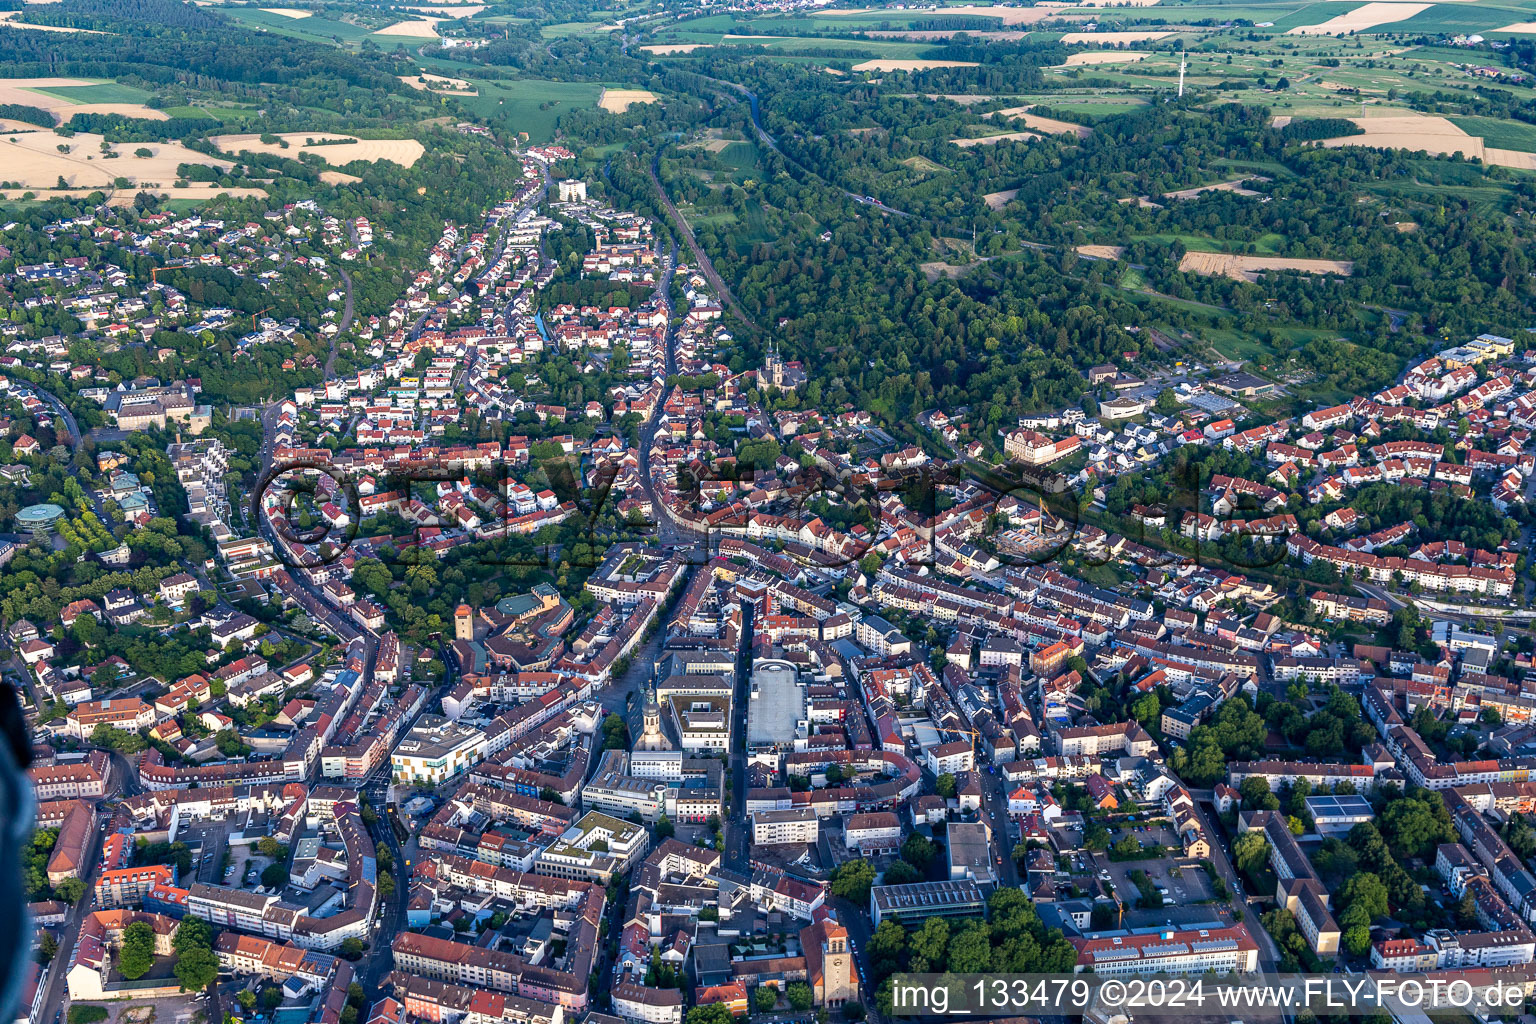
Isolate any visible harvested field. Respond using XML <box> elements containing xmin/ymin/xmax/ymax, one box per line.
<box><xmin>641</xmin><ymin>43</ymin><xmax>711</xmax><ymax>53</ymax></box>
<box><xmin>994</xmin><ymin>106</ymin><xmax>1090</xmax><ymax>138</ymax></box>
<box><xmin>259</xmin><ymin>7</ymin><xmax>311</xmax><ymax>16</ymax></box>
<box><xmin>1059</xmin><ymin>30</ymin><xmax>1171</xmax><ymax>42</ymax></box>
<box><xmin>1163</xmin><ymin>177</ymin><xmax>1269</xmax><ymax>200</ymax></box>
<box><xmin>853</xmin><ymin>59</ymin><xmax>979</xmax><ymax>71</ymax></box>
<box><xmin>951</xmin><ymin>130</ymin><xmax>1038</xmax><ymax>146</ymax></box>
<box><xmin>0</xmin><ymin>130</ymin><xmax>229</xmax><ymax>188</ymax></box>
<box><xmin>1321</xmin><ymin>114</ymin><xmax>1480</xmax><ymax>158</ymax></box>
<box><xmin>1059</xmin><ymin>50</ymin><xmax>1149</xmax><ymax>65</ymax></box>
<box><xmin>983</xmin><ymin>189</ymin><xmax>1019</xmax><ymax>210</ymax></box>
<box><xmin>1074</xmin><ymin>0</ymin><xmax>1162</xmax><ymax>6</ymax></box>
<box><xmin>684</xmin><ymin>138</ymin><xmax>733</xmax><ymax>152</ymax></box>
<box><xmin>403</xmin><ymin>4</ymin><xmax>485</xmax><ymax>14</ymax></box>
<box><xmin>1486</xmin><ymin>148</ymin><xmax>1536</xmax><ymax>169</ymax></box>
<box><xmin>1271</xmin><ymin>115</ymin><xmax>1292</xmax><ymax>128</ymax></box>
<box><xmin>936</xmin><ymin>5</ymin><xmax>1070</xmax><ymax>23</ymax></box>
<box><xmin>213</xmin><ymin>133</ymin><xmax>425</xmax><ymax>167</ymax></box>
<box><xmin>374</xmin><ymin>18</ymin><xmax>440</xmax><ymax>36</ymax></box>
<box><xmin>0</xmin><ymin>118</ymin><xmax>43</xmax><ymax>132</ymax></box>
<box><xmin>0</xmin><ymin>184</ymin><xmax>265</xmax><ymax>205</ymax></box>
<box><xmin>320</xmin><ymin>170</ymin><xmax>361</xmax><ymax>185</ymax></box>
<box><xmin>0</xmin><ymin>78</ymin><xmax>166</xmax><ymax>122</ymax></box>
<box><xmin>599</xmin><ymin>88</ymin><xmax>659</xmax><ymax>112</ymax></box>
<box><xmin>1179</xmin><ymin>251</ymin><xmax>1353</xmax><ymax>282</ymax></box>
<box><xmin>1286</xmin><ymin>1</ymin><xmax>1429</xmax><ymax>34</ymax></box>
<box><xmin>864</xmin><ymin>28</ymin><xmax>1035</xmax><ymax>38</ymax></box>
<box><xmin>1077</xmin><ymin>244</ymin><xmax>1127</xmax><ymax>260</ymax></box>
<box><xmin>1495</xmin><ymin>21</ymin><xmax>1536</xmax><ymax>31</ymax></box>
<box><xmin>398</xmin><ymin>72</ymin><xmax>475</xmax><ymax>93</ymax></box>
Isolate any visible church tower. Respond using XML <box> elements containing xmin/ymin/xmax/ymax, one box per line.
<box><xmin>635</xmin><ymin>681</ymin><xmax>672</xmax><ymax>751</ymax></box>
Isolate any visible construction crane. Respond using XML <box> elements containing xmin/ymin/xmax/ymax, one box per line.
<box><xmin>251</xmin><ymin>306</ymin><xmax>273</xmax><ymax>329</ymax></box>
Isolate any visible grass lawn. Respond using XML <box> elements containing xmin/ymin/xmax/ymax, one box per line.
<box><xmin>1264</xmin><ymin>2</ymin><xmax>1372</xmax><ymax>31</ymax></box>
<box><xmin>717</xmin><ymin>141</ymin><xmax>760</xmax><ymax>171</ymax></box>
<box><xmin>540</xmin><ymin>20</ymin><xmax>612</xmax><ymax>37</ymax></box>
<box><xmin>1372</xmin><ymin>3</ymin><xmax>1521</xmax><ymax>32</ymax></box>
<box><xmin>1202</xmin><ymin>327</ymin><xmax>1284</xmax><ymax>365</ymax></box>
<box><xmin>27</xmin><ymin>82</ymin><xmax>151</xmax><ymax>104</ymax></box>
<box><xmin>457</xmin><ymin>79</ymin><xmax>603</xmax><ymax>142</ymax></box>
<box><xmin>220</xmin><ymin>8</ymin><xmax>374</xmax><ymax>43</ymax></box>
<box><xmin>1450</xmin><ymin>115</ymin><xmax>1536</xmax><ymax>152</ymax></box>
<box><xmin>156</xmin><ymin>105</ymin><xmax>216</xmax><ymax>120</ymax></box>
<box><xmin>901</xmin><ymin>154</ymin><xmax>950</xmax><ymax>173</ymax></box>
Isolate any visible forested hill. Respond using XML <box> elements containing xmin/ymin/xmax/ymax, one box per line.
<box><xmin>642</xmin><ymin>52</ymin><xmax>1536</xmax><ymax>428</ymax></box>
<box><xmin>0</xmin><ymin>0</ymin><xmax>415</xmax><ymax>122</ymax></box>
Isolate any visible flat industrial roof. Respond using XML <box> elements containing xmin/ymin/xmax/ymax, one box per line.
<box><xmin>746</xmin><ymin>659</ymin><xmax>803</xmax><ymax>747</ymax></box>
<box><xmin>1303</xmin><ymin>794</ymin><xmax>1373</xmax><ymax>819</ymax></box>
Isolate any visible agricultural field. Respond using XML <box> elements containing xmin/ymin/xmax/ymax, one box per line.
<box><xmin>0</xmin><ymin>128</ymin><xmax>231</xmax><ymax>189</ymax></box>
<box><xmin>211</xmin><ymin>132</ymin><xmax>425</xmax><ymax>167</ymax></box>
<box><xmin>0</xmin><ymin>77</ymin><xmax>167</xmax><ymax>122</ymax></box>
<box><xmin>453</xmin><ymin>79</ymin><xmax>604</xmax><ymax>141</ymax></box>
<box><xmin>219</xmin><ymin>7</ymin><xmax>375</xmax><ymax>43</ymax></box>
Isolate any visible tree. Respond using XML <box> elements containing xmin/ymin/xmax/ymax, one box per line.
<box><xmin>830</xmin><ymin>859</ymin><xmax>876</xmax><ymax>903</ymax></box>
<box><xmin>907</xmin><ymin>917</ymin><xmax>950</xmax><ymax>973</ymax></box>
<box><xmin>339</xmin><ymin>937</ymin><xmax>364</xmax><ymax>960</ymax></box>
<box><xmin>237</xmin><ymin>991</ymin><xmax>257</xmax><ymax>1013</ymax></box>
<box><xmin>786</xmin><ymin>982</ymin><xmax>814</xmax><ymax>1012</ymax></box>
<box><xmin>842</xmin><ymin>1001</ymin><xmax>866</xmax><ymax>1021</ymax></box>
<box><xmin>1343</xmin><ymin>924</ymin><xmax>1371</xmax><ymax>957</ymax></box>
<box><xmin>689</xmin><ymin>1003</ymin><xmax>737</xmax><ymax>1024</ymax></box>
<box><xmin>655</xmin><ymin>815</ymin><xmax>675</xmax><ymax>840</ymax></box>
<box><xmin>257</xmin><ymin>837</ymin><xmax>285</xmax><ymax>859</ymax></box>
<box><xmin>755</xmin><ymin>987</ymin><xmax>779</xmax><ymax>1013</ymax></box>
<box><xmin>901</xmin><ymin>833</ymin><xmax>936</xmax><ymax>871</ymax></box>
<box><xmin>262</xmin><ymin>863</ymin><xmax>288</xmax><ymax>887</ymax></box>
<box><xmin>934</xmin><ymin>773</ymin><xmax>957</xmax><ymax>800</ymax></box>
<box><xmin>882</xmin><ymin>860</ymin><xmax>922</xmax><ymax>885</ymax></box>
<box><xmin>118</xmin><ymin>920</ymin><xmax>157</xmax><ymax>979</ymax></box>
<box><xmin>869</xmin><ymin>919</ymin><xmax>907</xmax><ymax>979</ymax></box>
<box><xmin>1233</xmin><ymin>830</ymin><xmax>1269</xmax><ymax>877</ymax></box>
<box><xmin>36</xmin><ymin>931</ymin><xmax>57</xmax><ymax>965</ymax></box>
<box><xmin>1238</xmin><ymin>777</ymin><xmax>1280</xmax><ymax>812</ymax></box>
<box><xmin>1338</xmin><ymin>872</ymin><xmax>1390</xmax><ymax>927</ymax></box>
<box><xmin>54</xmin><ymin>877</ymin><xmax>86</xmax><ymax>904</ymax></box>
<box><xmin>262</xmin><ymin>986</ymin><xmax>284</xmax><ymax>1010</ymax></box>
<box><xmin>1378</xmin><ymin>792</ymin><xmax>1454</xmax><ymax>861</ymax></box>
<box><xmin>175</xmin><ymin>946</ymin><xmax>219</xmax><ymax>992</ymax></box>
<box><xmin>173</xmin><ymin>917</ymin><xmax>211</xmax><ymax>955</ymax></box>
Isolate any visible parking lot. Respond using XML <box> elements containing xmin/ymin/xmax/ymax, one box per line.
<box><xmin>1098</xmin><ymin>853</ymin><xmax>1215</xmax><ymax>908</ymax></box>
<box><xmin>178</xmin><ymin>820</ymin><xmax>233</xmax><ymax>885</ymax></box>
